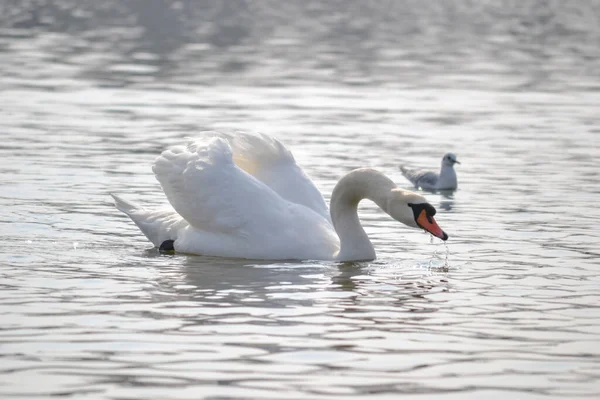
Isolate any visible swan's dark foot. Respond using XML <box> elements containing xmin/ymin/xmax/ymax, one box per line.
<box><xmin>159</xmin><ymin>240</ymin><xmax>175</xmax><ymax>253</ymax></box>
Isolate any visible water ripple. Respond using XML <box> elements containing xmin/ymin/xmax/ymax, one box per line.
<box><xmin>1</xmin><ymin>1</ymin><xmax>600</xmax><ymax>399</ymax></box>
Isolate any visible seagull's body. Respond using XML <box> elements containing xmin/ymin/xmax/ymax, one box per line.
<box><xmin>400</xmin><ymin>153</ymin><xmax>460</xmax><ymax>191</ymax></box>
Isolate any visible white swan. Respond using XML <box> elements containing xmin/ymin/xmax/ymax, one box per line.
<box><xmin>112</xmin><ymin>130</ymin><xmax>448</xmax><ymax>261</ymax></box>
<box><xmin>400</xmin><ymin>153</ymin><xmax>460</xmax><ymax>191</ymax></box>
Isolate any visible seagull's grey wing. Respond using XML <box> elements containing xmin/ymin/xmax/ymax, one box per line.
<box><xmin>414</xmin><ymin>171</ymin><xmax>439</xmax><ymax>190</ymax></box>
<box><xmin>400</xmin><ymin>166</ymin><xmax>438</xmax><ymax>190</ymax></box>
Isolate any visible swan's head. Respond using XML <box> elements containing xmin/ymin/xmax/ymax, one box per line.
<box><xmin>442</xmin><ymin>153</ymin><xmax>460</xmax><ymax>167</ymax></box>
<box><xmin>387</xmin><ymin>190</ymin><xmax>449</xmax><ymax>241</ymax></box>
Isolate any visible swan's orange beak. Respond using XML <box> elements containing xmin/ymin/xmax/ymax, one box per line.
<box><xmin>417</xmin><ymin>210</ymin><xmax>448</xmax><ymax>241</ymax></box>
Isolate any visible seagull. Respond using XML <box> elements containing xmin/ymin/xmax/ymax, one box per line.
<box><xmin>400</xmin><ymin>153</ymin><xmax>460</xmax><ymax>191</ymax></box>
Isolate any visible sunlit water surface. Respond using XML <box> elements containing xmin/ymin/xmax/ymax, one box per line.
<box><xmin>1</xmin><ymin>1</ymin><xmax>599</xmax><ymax>399</ymax></box>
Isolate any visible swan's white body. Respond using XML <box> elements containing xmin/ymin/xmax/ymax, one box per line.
<box><xmin>400</xmin><ymin>153</ymin><xmax>459</xmax><ymax>191</ymax></box>
<box><xmin>113</xmin><ymin>130</ymin><xmax>446</xmax><ymax>261</ymax></box>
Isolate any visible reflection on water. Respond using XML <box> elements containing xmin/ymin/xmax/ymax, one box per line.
<box><xmin>1</xmin><ymin>1</ymin><xmax>600</xmax><ymax>399</ymax></box>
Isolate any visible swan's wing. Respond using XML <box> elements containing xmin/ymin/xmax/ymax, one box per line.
<box><xmin>152</xmin><ymin>136</ymin><xmax>293</xmax><ymax>236</ymax></box>
<box><xmin>196</xmin><ymin>130</ymin><xmax>330</xmax><ymax>221</ymax></box>
<box><xmin>400</xmin><ymin>166</ymin><xmax>439</xmax><ymax>189</ymax></box>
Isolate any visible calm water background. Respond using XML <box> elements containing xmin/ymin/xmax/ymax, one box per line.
<box><xmin>1</xmin><ymin>1</ymin><xmax>600</xmax><ymax>399</ymax></box>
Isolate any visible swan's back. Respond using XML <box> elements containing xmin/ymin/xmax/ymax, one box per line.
<box><xmin>153</xmin><ymin>137</ymin><xmax>279</xmax><ymax>234</ymax></box>
<box><xmin>148</xmin><ymin>135</ymin><xmax>339</xmax><ymax>259</ymax></box>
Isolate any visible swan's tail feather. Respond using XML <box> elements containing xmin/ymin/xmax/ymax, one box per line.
<box><xmin>110</xmin><ymin>194</ymin><xmax>187</xmax><ymax>247</ymax></box>
<box><xmin>111</xmin><ymin>193</ymin><xmax>142</xmax><ymax>215</ymax></box>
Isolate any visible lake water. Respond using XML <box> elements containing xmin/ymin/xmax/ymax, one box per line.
<box><xmin>1</xmin><ymin>1</ymin><xmax>600</xmax><ymax>399</ymax></box>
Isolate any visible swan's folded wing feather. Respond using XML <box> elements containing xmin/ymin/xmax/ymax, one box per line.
<box><xmin>152</xmin><ymin>137</ymin><xmax>288</xmax><ymax>235</ymax></box>
<box><xmin>196</xmin><ymin>130</ymin><xmax>330</xmax><ymax>221</ymax></box>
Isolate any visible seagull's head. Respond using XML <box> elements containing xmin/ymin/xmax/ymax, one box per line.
<box><xmin>442</xmin><ymin>153</ymin><xmax>460</xmax><ymax>167</ymax></box>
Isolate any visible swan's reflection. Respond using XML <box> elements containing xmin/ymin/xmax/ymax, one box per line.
<box><xmin>330</xmin><ymin>262</ymin><xmax>363</xmax><ymax>293</ymax></box>
<box><xmin>134</xmin><ymin>253</ymin><xmax>452</xmax><ymax>315</ymax></box>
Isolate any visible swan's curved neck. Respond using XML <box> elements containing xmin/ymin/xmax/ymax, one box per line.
<box><xmin>330</xmin><ymin>169</ymin><xmax>397</xmax><ymax>261</ymax></box>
